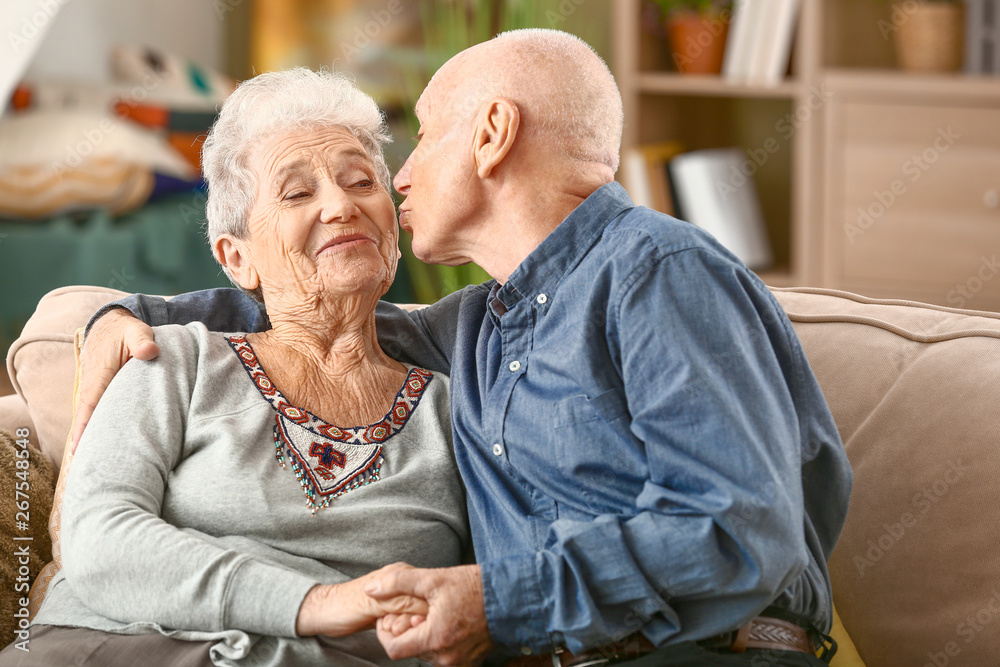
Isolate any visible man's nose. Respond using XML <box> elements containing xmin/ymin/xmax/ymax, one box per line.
<box><xmin>393</xmin><ymin>155</ymin><xmax>412</xmax><ymax>195</ymax></box>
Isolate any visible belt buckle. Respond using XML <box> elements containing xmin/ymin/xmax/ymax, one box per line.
<box><xmin>551</xmin><ymin>647</ymin><xmax>611</xmax><ymax>667</ymax></box>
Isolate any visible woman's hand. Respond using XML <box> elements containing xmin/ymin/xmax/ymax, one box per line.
<box><xmin>295</xmin><ymin>564</ymin><xmax>429</xmax><ymax>638</ymax></box>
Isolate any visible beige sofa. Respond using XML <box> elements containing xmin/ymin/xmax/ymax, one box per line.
<box><xmin>4</xmin><ymin>284</ymin><xmax>1000</xmax><ymax>666</ymax></box>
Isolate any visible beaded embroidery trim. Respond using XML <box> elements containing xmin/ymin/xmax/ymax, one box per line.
<box><xmin>226</xmin><ymin>335</ymin><xmax>433</xmax><ymax>515</ymax></box>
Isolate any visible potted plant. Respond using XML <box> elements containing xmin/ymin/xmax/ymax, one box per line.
<box><xmin>650</xmin><ymin>0</ymin><xmax>733</xmax><ymax>75</ymax></box>
<box><xmin>879</xmin><ymin>0</ymin><xmax>964</xmax><ymax>72</ymax></box>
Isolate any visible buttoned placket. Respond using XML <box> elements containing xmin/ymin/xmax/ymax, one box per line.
<box><xmin>485</xmin><ymin>287</ymin><xmax>528</xmax><ymax>469</ymax></box>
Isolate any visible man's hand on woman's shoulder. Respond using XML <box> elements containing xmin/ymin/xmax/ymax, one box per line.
<box><xmin>71</xmin><ymin>308</ymin><xmax>160</xmax><ymax>452</ymax></box>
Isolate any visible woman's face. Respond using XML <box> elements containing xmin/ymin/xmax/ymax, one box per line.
<box><xmin>237</xmin><ymin>126</ymin><xmax>399</xmax><ymax>305</ymax></box>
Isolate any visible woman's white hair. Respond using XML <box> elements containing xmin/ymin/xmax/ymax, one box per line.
<box><xmin>201</xmin><ymin>67</ymin><xmax>392</xmax><ymax>301</ymax></box>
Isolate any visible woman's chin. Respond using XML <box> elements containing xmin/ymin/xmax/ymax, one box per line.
<box><xmin>314</xmin><ymin>263</ymin><xmax>391</xmax><ymax>299</ymax></box>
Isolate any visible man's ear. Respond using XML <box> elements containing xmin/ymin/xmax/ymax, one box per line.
<box><xmin>214</xmin><ymin>235</ymin><xmax>260</xmax><ymax>292</ymax></box>
<box><xmin>473</xmin><ymin>97</ymin><xmax>520</xmax><ymax>179</ymax></box>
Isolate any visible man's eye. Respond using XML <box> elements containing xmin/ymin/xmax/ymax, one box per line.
<box><xmin>353</xmin><ymin>179</ymin><xmax>374</xmax><ymax>188</ymax></box>
<box><xmin>284</xmin><ymin>191</ymin><xmax>309</xmax><ymax>200</ymax></box>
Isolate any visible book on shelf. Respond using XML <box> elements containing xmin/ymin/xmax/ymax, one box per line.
<box><xmin>965</xmin><ymin>0</ymin><xmax>1000</xmax><ymax>75</ymax></box>
<box><xmin>668</xmin><ymin>148</ymin><xmax>773</xmax><ymax>271</ymax></box>
<box><xmin>723</xmin><ymin>0</ymin><xmax>801</xmax><ymax>87</ymax></box>
<box><xmin>621</xmin><ymin>141</ymin><xmax>684</xmax><ymax>216</ymax></box>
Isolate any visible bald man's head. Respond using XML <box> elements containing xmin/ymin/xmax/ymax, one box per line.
<box><xmin>422</xmin><ymin>29</ymin><xmax>624</xmax><ymax>172</ymax></box>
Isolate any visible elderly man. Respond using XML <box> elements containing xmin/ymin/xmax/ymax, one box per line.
<box><xmin>75</xmin><ymin>29</ymin><xmax>850</xmax><ymax>667</ymax></box>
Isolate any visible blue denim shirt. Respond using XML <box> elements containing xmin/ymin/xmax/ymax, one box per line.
<box><xmin>96</xmin><ymin>182</ymin><xmax>851</xmax><ymax>655</ymax></box>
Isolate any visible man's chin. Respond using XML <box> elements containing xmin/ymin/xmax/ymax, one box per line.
<box><xmin>410</xmin><ymin>238</ymin><xmax>473</xmax><ymax>268</ymax></box>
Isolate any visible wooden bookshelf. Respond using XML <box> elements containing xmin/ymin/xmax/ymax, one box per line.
<box><xmin>613</xmin><ymin>0</ymin><xmax>1000</xmax><ymax>309</ymax></box>
<box><xmin>635</xmin><ymin>72</ymin><xmax>803</xmax><ymax>98</ymax></box>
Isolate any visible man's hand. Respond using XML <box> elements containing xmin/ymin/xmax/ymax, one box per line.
<box><xmin>70</xmin><ymin>308</ymin><xmax>159</xmax><ymax>452</ymax></box>
<box><xmin>367</xmin><ymin>564</ymin><xmax>494</xmax><ymax>667</ymax></box>
<box><xmin>295</xmin><ymin>564</ymin><xmax>430</xmax><ymax>638</ymax></box>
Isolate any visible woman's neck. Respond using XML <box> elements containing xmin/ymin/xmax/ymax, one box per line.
<box><xmin>245</xmin><ymin>294</ymin><xmax>406</xmax><ymax>426</ymax></box>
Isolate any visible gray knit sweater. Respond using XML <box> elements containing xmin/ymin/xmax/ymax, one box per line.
<box><xmin>33</xmin><ymin>323</ymin><xmax>468</xmax><ymax>666</ymax></box>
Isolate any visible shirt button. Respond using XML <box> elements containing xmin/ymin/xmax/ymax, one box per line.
<box><xmin>492</xmin><ymin>443</ymin><xmax>503</xmax><ymax>456</ymax></box>
<box><xmin>509</xmin><ymin>360</ymin><xmax>521</xmax><ymax>372</ymax></box>
<box><xmin>520</xmin><ymin>647</ymin><xmax>532</xmax><ymax>656</ymax></box>
<box><xmin>536</xmin><ymin>293</ymin><xmax>548</xmax><ymax>304</ymax></box>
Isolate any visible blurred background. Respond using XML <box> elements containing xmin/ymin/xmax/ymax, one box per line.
<box><xmin>1</xmin><ymin>0</ymin><xmax>999</xmax><ymax>395</ymax></box>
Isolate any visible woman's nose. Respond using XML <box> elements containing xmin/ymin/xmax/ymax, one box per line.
<box><xmin>318</xmin><ymin>186</ymin><xmax>359</xmax><ymax>224</ymax></box>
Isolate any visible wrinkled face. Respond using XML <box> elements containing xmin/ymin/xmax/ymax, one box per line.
<box><xmin>242</xmin><ymin>127</ymin><xmax>399</xmax><ymax>304</ymax></box>
<box><xmin>393</xmin><ymin>78</ymin><xmax>479</xmax><ymax>266</ymax></box>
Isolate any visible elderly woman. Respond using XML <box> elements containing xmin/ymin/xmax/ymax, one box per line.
<box><xmin>1</xmin><ymin>69</ymin><xmax>467</xmax><ymax>666</ymax></box>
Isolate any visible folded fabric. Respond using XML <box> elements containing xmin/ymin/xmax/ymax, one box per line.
<box><xmin>0</xmin><ymin>109</ymin><xmax>194</xmax><ymax>179</ymax></box>
<box><xmin>0</xmin><ymin>158</ymin><xmax>153</xmax><ymax>218</ymax></box>
<box><xmin>0</xmin><ymin>109</ymin><xmax>195</xmax><ymax>218</ymax></box>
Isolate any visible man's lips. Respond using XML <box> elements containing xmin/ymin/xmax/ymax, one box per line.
<box><xmin>316</xmin><ymin>234</ymin><xmax>375</xmax><ymax>256</ymax></box>
<box><xmin>398</xmin><ymin>207</ymin><xmax>412</xmax><ymax>232</ymax></box>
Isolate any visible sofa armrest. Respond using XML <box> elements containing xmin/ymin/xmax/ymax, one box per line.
<box><xmin>0</xmin><ymin>394</ymin><xmax>38</xmax><ymax>454</ymax></box>
<box><xmin>6</xmin><ymin>286</ymin><xmax>130</xmax><ymax>473</ymax></box>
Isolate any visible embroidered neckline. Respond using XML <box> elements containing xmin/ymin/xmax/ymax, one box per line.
<box><xmin>225</xmin><ymin>334</ymin><xmax>433</xmax><ymax>515</ymax></box>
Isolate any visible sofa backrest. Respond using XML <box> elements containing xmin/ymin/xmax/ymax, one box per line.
<box><xmin>9</xmin><ymin>284</ymin><xmax>1000</xmax><ymax>665</ymax></box>
<box><xmin>6</xmin><ymin>286</ymin><xmax>128</xmax><ymax>471</ymax></box>
<box><xmin>772</xmin><ymin>287</ymin><xmax>1000</xmax><ymax>667</ymax></box>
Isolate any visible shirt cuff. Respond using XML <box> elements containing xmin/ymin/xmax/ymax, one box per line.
<box><xmin>223</xmin><ymin>557</ymin><xmax>318</xmax><ymax>638</ymax></box>
<box><xmin>481</xmin><ymin>553</ymin><xmax>552</xmax><ymax>652</ymax></box>
<box><xmin>84</xmin><ymin>295</ymin><xmax>169</xmax><ymax>339</ymax></box>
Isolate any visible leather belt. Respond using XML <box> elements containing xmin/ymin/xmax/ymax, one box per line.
<box><xmin>506</xmin><ymin>614</ymin><xmax>814</xmax><ymax>667</ymax></box>
<box><xmin>698</xmin><ymin>614</ymin><xmax>815</xmax><ymax>654</ymax></box>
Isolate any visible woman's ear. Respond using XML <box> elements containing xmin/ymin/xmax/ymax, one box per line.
<box><xmin>474</xmin><ymin>97</ymin><xmax>520</xmax><ymax>179</ymax></box>
<box><xmin>214</xmin><ymin>235</ymin><xmax>260</xmax><ymax>292</ymax></box>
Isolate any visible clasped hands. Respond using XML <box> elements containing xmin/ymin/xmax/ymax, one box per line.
<box><xmin>296</xmin><ymin>563</ymin><xmax>494</xmax><ymax>667</ymax></box>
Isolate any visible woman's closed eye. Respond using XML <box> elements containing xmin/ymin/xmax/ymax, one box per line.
<box><xmin>346</xmin><ymin>172</ymin><xmax>377</xmax><ymax>190</ymax></box>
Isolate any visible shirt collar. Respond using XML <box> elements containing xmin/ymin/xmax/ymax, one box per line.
<box><xmin>498</xmin><ymin>181</ymin><xmax>634</xmax><ymax>307</ymax></box>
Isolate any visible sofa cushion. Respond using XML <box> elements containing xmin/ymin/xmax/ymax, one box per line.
<box><xmin>771</xmin><ymin>287</ymin><xmax>1000</xmax><ymax>667</ymax></box>
<box><xmin>6</xmin><ymin>286</ymin><xmax>128</xmax><ymax>472</ymax></box>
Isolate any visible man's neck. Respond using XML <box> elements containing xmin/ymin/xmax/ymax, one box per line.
<box><xmin>469</xmin><ymin>174</ymin><xmax>610</xmax><ymax>284</ymax></box>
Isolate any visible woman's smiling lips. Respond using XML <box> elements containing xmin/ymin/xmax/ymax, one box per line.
<box><xmin>316</xmin><ymin>233</ymin><xmax>376</xmax><ymax>257</ymax></box>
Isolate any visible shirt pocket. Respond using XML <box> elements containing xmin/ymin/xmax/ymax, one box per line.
<box><xmin>554</xmin><ymin>387</ymin><xmax>629</xmax><ymax>428</ymax></box>
<box><xmin>550</xmin><ymin>387</ymin><xmax>642</xmax><ymax>514</ymax></box>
